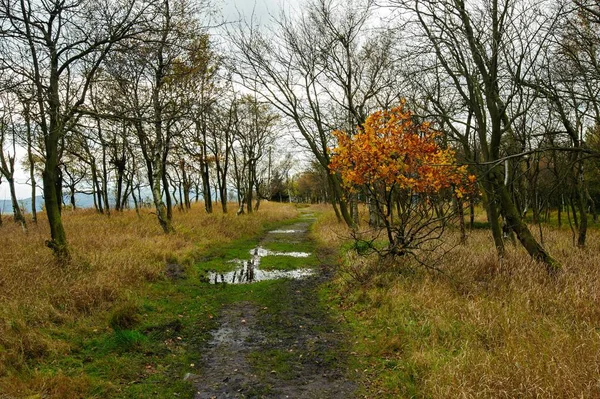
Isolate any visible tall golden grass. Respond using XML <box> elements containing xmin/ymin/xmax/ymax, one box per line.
<box><xmin>314</xmin><ymin>208</ymin><xmax>600</xmax><ymax>398</ymax></box>
<box><xmin>0</xmin><ymin>202</ymin><xmax>296</xmax><ymax>382</ymax></box>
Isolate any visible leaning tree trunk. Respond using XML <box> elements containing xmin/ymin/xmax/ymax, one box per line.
<box><xmin>491</xmin><ymin>169</ymin><xmax>561</xmax><ymax>274</ymax></box>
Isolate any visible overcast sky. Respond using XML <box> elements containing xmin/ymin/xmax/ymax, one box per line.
<box><xmin>219</xmin><ymin>0</ymin><xmax>288</xmax><ymax>25</ymax></box>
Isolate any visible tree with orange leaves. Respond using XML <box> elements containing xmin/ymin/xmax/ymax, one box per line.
<box><xmin>329</xmin><ymin>102</ymin><xmax>475</xmax><ymax>258</ymax></box>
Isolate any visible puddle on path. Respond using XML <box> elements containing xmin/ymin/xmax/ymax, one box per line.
<box><xmin>208</xmin><ymin>246</ymin><xmax>314</xmax><ymax>285</ymax></box>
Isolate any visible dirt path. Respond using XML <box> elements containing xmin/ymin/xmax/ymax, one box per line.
<box><xmin>193</xmin><ymin>216</ymin><xmax>355</xmax><ymax>398</ymax></box>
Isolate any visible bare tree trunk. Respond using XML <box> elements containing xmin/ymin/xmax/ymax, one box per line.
<box><xmin>586</xmin><ymin>187</ymin><xmax>597</xmax><ymax>223</ymax></box>
<box><xmin>43</xmin><ymin>132</ymin><xmax>69</xmax><ymax>259</ymax></box>
<box><xmin>152</xmin><ymin>160</ymin><xmax>172</xmax><ymax>233</ymax></box>
<box><xmin>25</xmin><ymin>116</ymin><xmax>37</xmax><ymax>223</ymax></box>
<box><xmin>469</xmin><ymin>197</ymin><xmax>475</xmax><ymax>229</ymax></box>
<box><xmin>114</xmin><ymin>158</ymin><xmax>126</xmax><ymax>212</ymax></box>
<box><xmin>91</xmin><ymin>162</ymin><xmax>103</xmax><ymax>213</ymax></box>
<box><xmin>454</xmin><ymin>193</ymin><xmax>466</xmax><ymax>243</ymax></box>
<box><xmin>162</xmin><ymin>171</ymin><xmax>173</xmax><ymax>221</ymax></box>
<box><xmin>254</xmin><ymin>180</ymin><xmax>261</xmax><ymax>212</ymax></box>
<box><xmin>558</xmin><ymin>196</ymin><xmax>562</xmax><ymax>228</ymax></box>
<box><xmin>481</xmin><ymin>179</ymin><xmax>505</xmax><ymax>256</ymax></box>
<box><xmin>492</xmin><ymin>169</ymin><xmax>560</xmax><ymax>274</ymax></box>
<box><xmin>575</xmin><ymin>162</ymin><xmax>588</xmax><ymax>248</ymax></box>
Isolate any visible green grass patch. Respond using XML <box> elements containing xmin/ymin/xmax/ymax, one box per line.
<box><xmin>248</xmin><ymin>349</ymin><xmax>297</xmax><ymax>380</ymax></box>
<box><xmin>261</xmin><ymin>239</ymin><xmax>314</xmax><ymax>253</ymax></box>
<box><xmin>197</xmin><ymin>238</ymin><xmax>259</xmax><ymax>272</ymax></box>
<box><xmin>259</xmin><ymin>254</ymin><xmax>319</xmax><ymax>271</ymax></box>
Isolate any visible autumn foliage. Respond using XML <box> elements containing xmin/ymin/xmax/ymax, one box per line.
<box><xmin>329</xmin><ymin>102</ymin><xmax>473</xmax><ymax>197</ymax></box>
<box><xmin>329</xmin><ymin>102</ymin><xmax>474</xmax><ymax>257</ymax></box>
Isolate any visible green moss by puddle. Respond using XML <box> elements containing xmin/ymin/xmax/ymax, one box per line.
<box><xmin>248</xmin><ymin>349</ymin><xmax>298</xmax><ymax>380</ymax></box>
<box><xmin>259</xmin><ymin>254</ymin><xmax>319</xmax><ymax>271</ymax></box>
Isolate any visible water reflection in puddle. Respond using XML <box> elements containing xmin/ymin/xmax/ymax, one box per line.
<box><xmin>208</xmin><ymin>246</ymin><xmax>314</xmax><ymax>284</ymax></box>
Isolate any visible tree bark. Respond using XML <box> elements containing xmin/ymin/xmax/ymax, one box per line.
<box><xmin>43</xmin><ymin>133</ymin><xmax>69</xmax><ymax>259</ymax></box>
<box><xmin>491</xmin><ymin>169</ymin><xmax>561</xmax><ymax>273</ymax></box>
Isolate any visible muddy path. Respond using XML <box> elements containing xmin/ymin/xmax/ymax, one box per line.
<box><xmin>192</xmin><ymin>215</ymin><xmax>355</xmax><ymax>398</ymax></box>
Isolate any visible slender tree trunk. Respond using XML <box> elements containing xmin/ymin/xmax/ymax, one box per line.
<box><xmin>121</xmin><ymin>179</ymin><xmax>131</xmax><ymax>210</ymax></box>
<box><xmin>132</xmin><ymin>183</ymin><xmax>140</xmax><ymax>217</ymax></box>
<box><xmin>178</xmin><ymin>180</ymin><xmax>184</xmax><ymax>211</ymax></box>
<box><xmin>219</xmin><ymin>183</ymin><xmax>227</xmax><ymax>213</ymax></box>
<box><xmin>246</xmin><ymin>185</ymin><xmax>253</xmax><ymax>214</ymax></box>
<box><xmin>91</xmin><ymin>162</ymin><xmax>103</xmax><ymax>213</ymax></box>
<box><xmin>469</xmin><ymin>197</ymin><xmax>475</xmax><ymax>229</ymax></box>
<box><xmin>201</xmin><ymin>149</ymin><xmax>212</xmax><ymax>214</ymax></box>
<box><xmin>246</xmin><ymin>161</ymin><xmax>254</xmax><ymax>214</ymax></box>
<box><xmin>101</xmin><ymin>147</ymin><xmax>110</xmax><ymax>215</ymax></box>
<box><xmin>455</xmin><ymin>193</ymin><xmax>466</xmax><ymax>243</ymax></box>
<box><xmin>586</xmin><ymin>187</ymin><xmax>597</xmax><ymax>223</ymax></box>
<box><xmin>328</xmin><ymin>173</ymin><xmax>353</xmax><ymax>227</ymax></box>
<box><xmin>181</xmin><ymin>161</ymin><xmax>191</xmax><ymax>210</ymax></box>
<box><xmin>573</xmin><ymin>159</ymin><xmax>588</xmax><ymax>247</ymax></box>
<box><xmin>115</xmin><ymin>163</ymin><xmax>125</xmax><ymax>212</ymax></box>
<box><xmin>570</xmin><ymin>194</ymin><xmax>579</xmax><ymax>228</ymax></box>
<box><xmin>202</xmin><ymin>163</ymin><xmax>212</xmax><ymax>213</ymax></box>
<box><xmin>557</xmin><ymin>197</ymin><xmax>562</xmax><ymax>228</ymax></box>
<box><xmin>55</xmin><ymin>165</ymin><xmax>63</xmax><ymax>215</ymax></box>
<box><xmin>69</xmin><ymin>185</ymin><xmax>76</xmax><ymax>210</ymax></box>
<box><xmin>26</xmin><ymin>121</ymin><xmax>37</xmax><ymax>223</ymax></box>
<box><xmin>576</xmin><ymin>183</ymin><xmax>587</xmax><ymax>248</ymax></box>
<box><xmin>162</xmin><ymin>171</ymin><xmax>172</xmax><ymax>221</ymax></box>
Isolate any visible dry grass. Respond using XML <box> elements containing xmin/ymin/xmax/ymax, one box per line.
<box><xmin>0</xmin><ymin>202</ymin><xmax>296</xmax><ymax>381</ymax></box>
<box><xmin>314</xmin><ymin>208</ymin><xmax>600</xmax><ymax>398</ymax></box>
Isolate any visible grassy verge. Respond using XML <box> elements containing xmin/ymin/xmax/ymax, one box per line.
<box><xmin>0</xmin><ymin>202</ymin><xmax>297</xmax><ymax>397</ymax></box>
<box><xmin>314</xmin><ymin>205</ymin><xmax>600</xmax><ymax>398</ymax></box>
